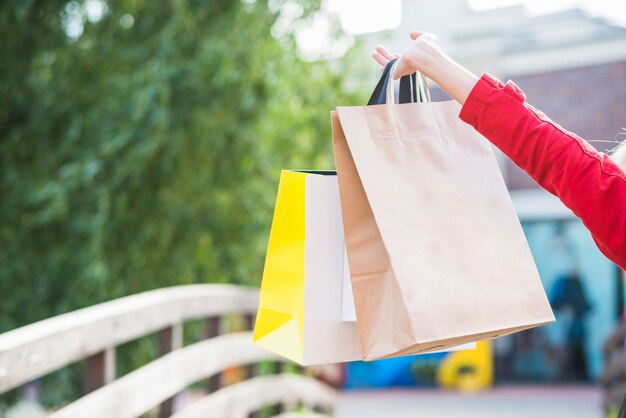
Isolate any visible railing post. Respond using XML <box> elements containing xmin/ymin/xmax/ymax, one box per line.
<box><xmin>274</xmin><ymin>362</ymin><xmax>285</xmax><ymax>415</ymax></box>
<box><xmin>244</xmin><ymin>313</ymin><xmax>261</xmax><ymax>418</ymax></box>
<box><xmin>84</xmin><ymin>351</ymin><xmax>105</xmax><ymax>393</ymax></box>
<box><xmin>244</xmin><ymin>313</ymin><xmax>257</xmax><ymax>379</ymax></box>
<box><xmin>157</xmin><ymin>323</ymin><xmax>183</xmax><ymax>418</ymax></box>
<box><xmin>85</xmin><ymin>347</ymin><xmax>115</xmax><ymax>394</ymax></box>
<box><xmin>205</xmin><ymin>316</ymin><xmax>222</xmax><ymax>392</ymax></box>
<box><xmin>104</xmin><ymin>347</ymin><xmax>116</xmax><ymax>384</ymax></box>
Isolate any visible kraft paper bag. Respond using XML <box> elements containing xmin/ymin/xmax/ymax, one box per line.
<box><xmin>332</xmin><ymin>59</ymin><xmax>555</xmax><ymax>361</ymax></box>
<box><xmin>253</xmin><ymin>169</ymin><xmax>476</xmax><ymax>365</ymax></box>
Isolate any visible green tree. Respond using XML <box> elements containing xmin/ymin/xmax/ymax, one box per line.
<box><xmin>0</xmin><ymin>0</ymin><xmax>367</xmax><ymax>408</ymax></box>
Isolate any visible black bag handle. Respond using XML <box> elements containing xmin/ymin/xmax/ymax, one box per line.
<box><xmin>367</xmin><ymin>58</ymin><xmax>419</xmax><ymax>105</ymax></box>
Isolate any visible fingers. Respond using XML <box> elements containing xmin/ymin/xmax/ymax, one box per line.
<box><xmin>376</xmin><ymin>46</ymin><xmax>396</xmax><ymax>61</ymax></box>
<box><xmin>375</xmin><ymin>32</ymin><xmax>440</xmax><ymax>79</ymax></box>
<box><xmin>373</xmin><ymin>46</ymin><xmax>402</xmax><ymax>71</ymax></box>
<box><xmin>372</xmin><ymin>52</ymin><xmax>389</xmax><ymax>68</ymax></box>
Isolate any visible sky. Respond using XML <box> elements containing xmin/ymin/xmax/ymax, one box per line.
<box><xmin>328</xmin><ymin>0</ymin><xmax>626</xmax><ymax>35</ymax></box>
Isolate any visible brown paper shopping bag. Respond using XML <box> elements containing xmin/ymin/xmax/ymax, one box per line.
<box><xmin>332</xmin><ymin>59</ymin><xmax>555</xmax><ymax>361</ymax></box>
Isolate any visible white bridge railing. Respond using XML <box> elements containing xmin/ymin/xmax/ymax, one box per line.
<box><xmin>0</xmin><ymin>284</ymin><xmax>338</xmax><ymax>417</ymax></box>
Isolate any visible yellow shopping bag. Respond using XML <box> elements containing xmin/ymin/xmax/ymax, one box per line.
<box><xmin>252</xmin><ymin>170</ymin><xmax>362</xmax><ymax>365</ymax></box>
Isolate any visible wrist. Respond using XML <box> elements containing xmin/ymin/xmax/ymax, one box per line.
<box><xmin>418</xmin><ymin>45</ymin><xmax>447</xmax><ymax>79</ymax></box>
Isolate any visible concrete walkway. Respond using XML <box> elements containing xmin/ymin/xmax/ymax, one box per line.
<box><xmin>335</xmin><ymin>386</ymin><xmax>603</xmax><ymax>418</ymax></box>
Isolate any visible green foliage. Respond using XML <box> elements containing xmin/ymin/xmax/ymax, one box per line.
<box><xmin>0</xmin><ymin>0</ymin><xmax>368</xmax><ymax>408</ymax></box>
<box><xmin>0</xmin><ymin>0</ymin><xmax>365</xmax><ymax>327</ymax></box>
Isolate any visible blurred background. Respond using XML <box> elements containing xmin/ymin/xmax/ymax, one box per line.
<box><xmin>1</xmin><ymin>0</ymin><xmax>626</xmax><ymax>417</ymax></box>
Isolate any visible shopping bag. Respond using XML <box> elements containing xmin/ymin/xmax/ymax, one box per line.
<box><xmin>332</xmin><ymin>59</ymin><xmax>555</xmax><ymax>361</ymax></box>
<box><xmin>253</xmin><ymin>169</ymin><xmax>476</xmax><ymax>365</ymax></box>
<box><xmin>252</xmin><ymin>170</ymin><xmax>361</xmax><ymax>365</ymax></box>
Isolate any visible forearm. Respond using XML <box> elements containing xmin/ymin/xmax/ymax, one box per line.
<box><xmin>459</xmin><ymin>73</ymin><xmax>626</xmax><ymax>270</ymax></box>
<box><xmin>418</xmin><ymin>47</ymin><xmax>478</xmax><ymax>105</ymax></box>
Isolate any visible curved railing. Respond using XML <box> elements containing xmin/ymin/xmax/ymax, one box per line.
<box><xmin>0</xmin><ymin>284</ymin><xmax>338</xmax><ymax>417</ymax></box>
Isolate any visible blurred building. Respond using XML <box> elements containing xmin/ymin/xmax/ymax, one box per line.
<box><xmin>355</xmin><ymin>0</ymin><xmax>626</xmax><ymax>384</ymax></box>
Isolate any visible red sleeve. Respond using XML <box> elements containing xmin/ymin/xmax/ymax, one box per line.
<box><xmin>459</xmin><ymin>72</ymin><xmax>626</xmax><ymax>271</ymax></box>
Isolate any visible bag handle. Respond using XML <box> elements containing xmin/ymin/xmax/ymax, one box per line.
<box><xmin>387</xmin><ymin>60</ymin><xmax>431</xmax><ymax>104</ymax></box>
<box><xmin>367</xmin><ymin>58</ymin><xmax>430</xmax><ymax>105</ymax></box>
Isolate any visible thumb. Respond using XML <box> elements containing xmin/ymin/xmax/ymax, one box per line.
<box><xmin>410</xmin><ymin>31</ymin><xmax>424</xmax><ymax>40</ymax></box>
<box><xmin>392</xmin><ymin>58</ymin><xmax>411</xmax><ymax>80</ymax></box>
<box><xmin>410</xmin><ymin>31</ymin><xmax>438</xmax><ymax>42</ymax></box>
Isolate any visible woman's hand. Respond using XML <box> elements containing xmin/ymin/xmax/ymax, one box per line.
<box><xmin>371</xmin><ymin>31</ymin><xmax>479</xmax><ymax>105</ymax></box>
<box><xmin>372</xmin><ymin>32</ymin><xmax>441</xmax><ymax>79</ymax></box>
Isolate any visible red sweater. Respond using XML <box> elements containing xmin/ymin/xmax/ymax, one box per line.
<box><xmin>459</xmin><ymin>72</ymin><xmax>626</xmax><ymax>271</ymax></box>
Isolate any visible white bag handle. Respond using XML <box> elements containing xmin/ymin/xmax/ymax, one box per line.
<box><xmin>386</xmin><ymin>61</ymin><xmax>431</xmax><ymax>104</ymax></box>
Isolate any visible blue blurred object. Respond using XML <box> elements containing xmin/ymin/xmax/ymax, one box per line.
<box><xmin>344</xmin><ymin>353</ymin><xmax>447</xmax><ymax>388</ymax></box>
